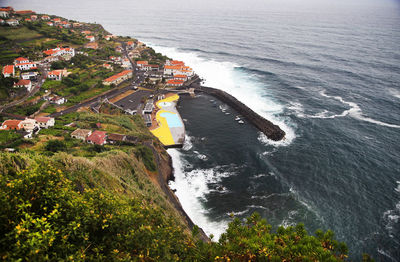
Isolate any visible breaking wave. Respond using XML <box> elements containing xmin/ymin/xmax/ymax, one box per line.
<box><xmin>148</xmin><ymin>44</ymin><xmax>297</xmax><ymax>146</ymax></box>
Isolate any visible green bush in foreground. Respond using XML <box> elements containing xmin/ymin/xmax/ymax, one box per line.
<box><xmin>0</xmin><ymin>161</ymin><xmax>350</xmax><ymax>261</ymax></box>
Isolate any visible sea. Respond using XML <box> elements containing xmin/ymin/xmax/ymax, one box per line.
<box><xmin>3</xmin><ymin>0</ymin><xmax>400</xmax><ymax>260</ymax></box>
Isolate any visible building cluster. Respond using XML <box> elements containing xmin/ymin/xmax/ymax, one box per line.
<box><xmin>70</xmin><ymin>128</ymin><xmax>137</xmax><ymax>145</ymax></box>
<box><xmin>0</xmin><ymin>117</ymin><xmax>55</xmax><ymax>138</ymax></box>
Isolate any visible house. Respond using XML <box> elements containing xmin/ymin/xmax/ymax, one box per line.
<box><xmin>104</xmin><ymin>35</ymin><xmax>115</xmax><ymax>40</ymax></box>
<box><xmin>126</xmin><ymin>41</ymin><xmax>135</xmax><ymax>49</ymax></box>
<box><xmin>174</xmin><ymin>74</ymin><xmax>188</xmax><ymax>81</ymax></box>
<box><xmin>61</xmin><ymin>21</ymin><xmax>71</xmax><ymax>28</ymax></box>
<box><xmin>164</xmin><ymin>65</ymin><xmax>183</xmax><ymax>75</ymax></box>
<box><xmin>41</xmin><ymin>15</ymin><xmax>50</xmax><ymax>20</ymax></box>
<box><xmin>102</xmin><ymin>70</ymin><xmax>133</xmax><ymax>86</ymax></box>
<box><xmin>0</xmin><ymin>19</ymin><xmax>4</xmax><ymax>25</ymax></box>
<box><xmin>43</xmin><ymin>46</ymin><xmax>75</xmax><ymax>57</ymax></box>
<box><xmin>81</xmin><ymin>30</ymin><xmax>91</xmax><ymax>35</ymax></box>
<box><xmin>15</xmin><ymin>10</ymin><xmax>35</xmax><ymax>15</ymax></box>
<box><xmin>115</xmin><ymin>46</ymin><xmax>123</xmax><ymax>53</ymax></box>
<box><xmin>35</xmin><ymin>117</ymin><xmax>55</xmax><ymax>128</ymax></box>
<box><xmin>14</xmin><ymin>57</ymin><xmax>29</xmax><ymax>65</ymax></box>
<box><xmin>107</xmin><ymin>133</ymin><xmax>126</xmax><ymax>144</ymax></box>
<box><xmin>84</xmin><ymin>42</ymin><xmax>99</xmax><ymax>49</ymax></box>
<box><xmin>31</xmin><ymin>15</ymin><xmax>38</xmax><ymax>21</ymax></box>
<box><xmin>166</xmin><ymin>60</ymin><xmax>185</xmax><ymax>66</ymax></box>
<box><xmin>20</xmin><ymin>118</ymin><xmax>39</xmax><ymax>132</ymax></box>
<box><xmin>85</xmin><ymin>35</ymin><xmax>95</xmax><ymax>42</ymax></box>
<box><xmin>24</xmin><ymin>18</ymin><xmax>31</xmax><ymax>22</ymax></box>
<box><xmin>21</xmin><ymin>71</ymin><xmax>38</xmax><ymax>80</ymax></box>
<box><xmin>6</xmin><ymin>19</ymin><xmax>19</xmax><ymax>26</ymax></box>
<box><xmin>47</xmin><ymin>70</ymin><xmax>65</xmax><ymax>81</ymax></box>
<box><xmin>42</xmin><ymin>55</ymin><xmax>58</xmax><ymax>63</ymax></box>
<box><xmin>136</xmin><ymin>61</ymin><xmax>148</xmax><ymax>68</ymax></box>
<box><xmin>0</xmin><ymin>8</ymin><xmax>10</xmax><ymax>18</ymax></box>
<box><xmin>48</xmin><ymin>95</ymin><xmax>66</xmax><ymax>105</ymax></box>
<box><xmin>14</xmin><ymin>79</ymin><xmax>33</xmax><ymax>92</ymax></box>
<box><xmin>0</xmin><ymin>120</ymin><xmax>23</xmax><ymax>130</ymax></box>
<box><xmin>52</xmin><ymin>18</ymin><xmax>61</xmax><ymax>24</ymax></box>
<box><xmin>103</xmin><ymin>63</ymin><xmax>113</xmax><ymax>70</ymax></box>
<box><xmin>15</xmin><ymin>62</ymin><xmax>37</xmax><ymax>71</ymax></box>
<box><xmin>71</xmin><ymin>128</ymin><xmax>92</xmax><ymax>140</ymax></box>
<box><xmin>128</xmin><ymin>50</ymin><xmax>140</xmax><ymax>58</ymax></box>
<box><xmin>167</xmin><ymin>79</ymin><xmax>184</xmax><ymax>87</ymax></box>
<box><xmin>86</xmin><ymin>130</ymin><xmax>107</xmax><ymax>145</ymax></box>
<box><xmin>121</xmin><ymin>58</ymin><xmax>131</xmax><ymax>68</ymax></box>
<box><xmin>2</xmin><ymin>65</ymin><xmax>14</xmax><ymax>77</ymax></box>
<box><xmin>142</xmin><ymin>64</ymin><xmax>159</xmax><ymax>72</ymax></box>
<box><xmin>125</xmin><ymin>135</ymin><xmax>138</xmax><ymax>144</ymax></box>
<box><xmin>46</xmin><ymin>21</ymin><xmax>53</xmax><ymax>26</ymax></box>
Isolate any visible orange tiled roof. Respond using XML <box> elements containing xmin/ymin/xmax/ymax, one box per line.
<box><xmin>104</xmin><ymin>70</ymin><xmax>132</xmax><ymax>83</ymax></box>
<box><xmin>2</xmin><ymin>65</ymin><xmax>14</xmax><ymax>74</ymax></box>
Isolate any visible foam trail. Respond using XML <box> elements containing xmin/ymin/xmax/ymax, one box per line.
<box><xmin>148</xmin><ymin>44</ymin><xmax>296</xmax><ymax>146</ymax></box>
<box><xmin>167</xmin><ymin>149</ymin><xmax>229</xmax><ymax>239</ymax></box>
<box><xmin>319</xmin><ymin>90</ymin><xmax>400</xmax><ymax>128</ymax></box>
<box><xmin>388</xmin><ymin>88</ymin><xmax>400</xmax><ymax>99</ymax></box>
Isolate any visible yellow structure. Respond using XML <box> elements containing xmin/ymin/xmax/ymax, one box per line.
<box><xmin>150</xmin><ymin>94</ymin><xmax>182</xmax><ymax>146</ymax></box>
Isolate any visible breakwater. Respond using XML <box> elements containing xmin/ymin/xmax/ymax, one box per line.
<box><xmin>194</xmin><ymin>85</ymin><xmax>286</xmax><ymax>141</ymax></box>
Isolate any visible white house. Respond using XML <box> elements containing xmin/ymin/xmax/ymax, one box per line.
<box><xmin>85</xmin><ymin>35</ymin><xmax>95</xmax><ymax>42</ymax></box>
<box><xmin>14</xmin><ymin>57</ymin><xmax>29</xmax><ymax>65</ymax></box>
<box><xmin>34</xmin><ymin>117</ymin><xmax>55</xmax><ymax>128</ymax></box>
<box><xmin>14</xmin><ymin>79</ymin><xmax>33</xmax><ymax>92</ymax></box>
<box><xmin>15</xmin><ymin>62</ymin><xmax>37</xmax><ymax>71</ymax></box>
<box><xmin>20</xmin><ymin>118</ymin><xmax>39</xmax><ymax>132</ymax></box>
<box><xmin>0</xmin><ymin>8</ymin><xmax>9</xmax><ymax>18</ymax></box>
<box><xmin>43</xmin><ymin>47</ymin><xmax>75</xmax><ymax>57</ymax></box>
<box><xmin>41</xmin><ymin>15</ymin><xmax>50</xmax><ymax>20</ymax></box>
<box><xmin>6</xmin><ymin>19</ymin><xmax>19</xmax><ymax>26</ymax></box>
<box><xmin>47</xmin><ymin>70</ymin><xmax>63</xmax><ymax>81</ymax></box>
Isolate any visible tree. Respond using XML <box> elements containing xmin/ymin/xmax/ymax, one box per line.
<box><xmin>45</xmin><ymin>139</ymin><xmax>66</xmax><ymax>152</ymax></box>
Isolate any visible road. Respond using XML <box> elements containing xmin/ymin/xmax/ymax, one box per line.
<box><xmin>50</xmin><ymin>43</ymin><xmax>152</xmax><ymax>117</ymax></box>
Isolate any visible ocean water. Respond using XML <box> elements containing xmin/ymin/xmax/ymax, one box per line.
<box><xmin>4</xmin><ymin>0</ymin><xmax>400</xmax><ymax>259</ymax></box>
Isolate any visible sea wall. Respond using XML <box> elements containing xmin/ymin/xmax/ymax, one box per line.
<box><xmin>195</xmin><ymin>86</ymin><xmax>286</xmax><ymax>141</ymax></box>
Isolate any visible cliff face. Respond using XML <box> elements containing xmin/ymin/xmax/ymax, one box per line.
<box><xmin>196</xmin><ymin>86</ymin><xmax>286</xmax><ymax>141</ymax></box>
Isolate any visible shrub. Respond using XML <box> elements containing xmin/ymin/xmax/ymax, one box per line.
<box><xmin>45</xmin><ymin>139</ymin><xmax>66</xmax><ymax>152</ymax></box>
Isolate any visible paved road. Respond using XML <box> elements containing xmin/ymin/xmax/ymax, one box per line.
<box><xmin>50</xmin><ymin>44</ymin><xmax>152</xmax><ymax>118</ymax></box>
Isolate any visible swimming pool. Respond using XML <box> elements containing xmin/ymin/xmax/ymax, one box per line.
<box><xmin>160</xmin><ymin>112</ymin><xmax>183</xmax><ymax>128</ymax></box>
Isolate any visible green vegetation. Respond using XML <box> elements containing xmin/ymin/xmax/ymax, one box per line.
<box><xmin>0</xmin><ymin>154</ymin><xmax>350</xmax><ymax>261</ymax></box>
<box><xmin>5</xmin><ymin>100</ymin><xmax>45</xmax><ymax>116</ymax></box>
<box><xmin>0</xmin><ymin>130</ymin><xmax>24</xmax><ymax>149</ymax></box>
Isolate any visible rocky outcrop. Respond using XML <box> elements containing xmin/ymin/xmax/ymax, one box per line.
<box><xmin>195</xmin><ymin>86</ymin><xmax>286</xmax><ymax>141</ymax></box>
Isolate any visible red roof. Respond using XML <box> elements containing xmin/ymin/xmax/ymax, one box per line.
<box><xmin>104</xmin><ymin>70</ymin><xmax>132</xmax><ymax>83</ymax></box>
<box><xmin>165</xmin><ymin>65</ymin><xmax>182</xmax><ymax>70</ymax></box>
<box><xmin>16</xmin><ymin>10</ymin><xmax>35</xmax><ymax>14</ymax></box>
<box><xmin>48</xmin><ymin>70</ymin><xmax>62</xmax><ymax>76</ymax></box>
<box><xmin>136</xmin><ymin>61</ymin><xmax>148</xmax><ymax>65</ymax></box>
<box><xmin>0</xmin><ymin>8</ymin><xmax>10</xmax><ymax>12</ymax></box>
<box><xmin>86</xmin><ymin>130</ymin><xmax>107</xmax><ymax>145</ymax></box>
<box><xmin>35</xmin><ymin>117</ymin><xmax>51</xmax><ymax>123</ymax></box>
<box><xmin>15</xmin><ymin>79</ymin><xmax>31</xmax><ymax>86</ymax></box>
<box><xmin>170</xmin><ymin>60</ymin><xmax>185</xmax><ymax>65</ymax></box>
<box><xmin>173</xmin><ymin>74</ymin><xmax>187</xmax><ymax>78</ymax></box>
<box><xmin>15</xmin><ymin>62</ymin><xmax>36</xmax><ymax>66</ymax></box>
<box><xmin>1</xmin><ymin>120</ymin><xmax>22</xmax><ymax>130</ymax></box>
<box><xmin>15</xmin><ymin>57</ymin><xmax>29</xmax><ymax>62</ymax></box>
<box><xmin>2</xmin><ymin>65</ymin><xmax>14</xmax><ymax>74</ymax></box>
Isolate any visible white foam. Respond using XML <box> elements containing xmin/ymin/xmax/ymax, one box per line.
<box><xmin>167</xmin><ymin>149</ymin><xmax>230</xmax><ymax>238</ymax></box>
<box><xmin>227</xmin><ymin>209</ymin><xmax>250</xmax><ymax>216</ymax></box>
<box><xmin>182</xmin><ymin>134</ymin><xmax>193</xmax><ymax>151</ymax></box>
<box><xmin>149</xmin><ymin>44</ymin><xmax>297</xmax><ymax>146</ymax></box>
<box><xmin>388</xmin><ymin>88</ymin><xmax>400</xmax><ymax>99</ymax></box>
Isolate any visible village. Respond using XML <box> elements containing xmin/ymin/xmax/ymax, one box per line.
<box><xmin>0</xmin><ymin>6</ymin><xmax>198</xmax><ymax>150</ymax></box>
